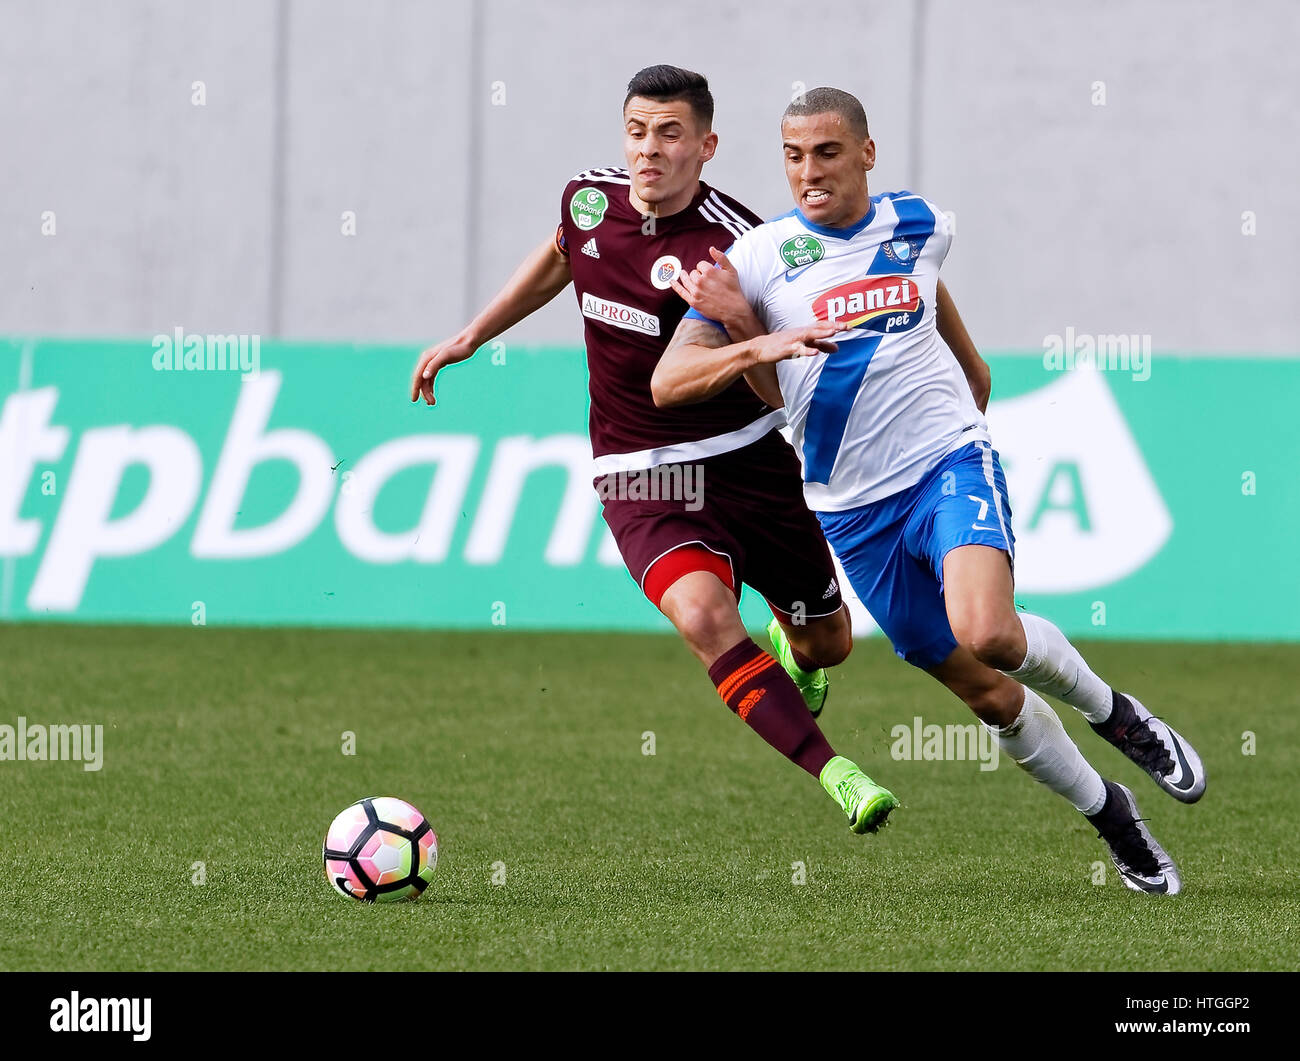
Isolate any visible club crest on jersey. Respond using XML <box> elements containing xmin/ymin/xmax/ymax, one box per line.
<box><xmin>812</xmin><ymin>275</ymin><xmax>924</xmax><ymax>334</ymax></box>
<box><xmin>650</xmin><ymin>255</ymin><xmax>682</xmax><ymax>290</ymax></box>
<box><xmin>570</xmin><ymin>188</ymin><xmax>609</xmax><ymax>231</ymax></box>
<box><xmin>879</xmin><ymin>237</ymin><xmax>920</xmax><ymax>264</ymax></box>
<box><xmin>780</xmin><ymin>234</ymin><xmax>825</xmax><ymax>270</ymax></box>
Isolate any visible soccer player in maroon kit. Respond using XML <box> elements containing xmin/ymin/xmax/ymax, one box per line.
<box><xmin>410</xmin><ymin>66</ymin><xmax>898</xmax><ymax>832</ymax></box>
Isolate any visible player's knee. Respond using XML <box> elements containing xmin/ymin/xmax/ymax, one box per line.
<box><xmin>668</xmin><ymin>594</ymin><xmax>741</xmax><ymax>657</ymax></box>
<box><xmin>954</xmin><ymin>615</ymin><xmax>1024</xmax><ymax>671</ymax></box>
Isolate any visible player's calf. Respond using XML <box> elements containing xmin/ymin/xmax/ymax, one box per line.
<box><xmin>779</xmin><ymin>604</ymin><xmax>852</xmax><ymax>670</ymax></box>
<box><xmin>766</xmin><ymin>606</ymin><xmax>850</xmax><ymax>718</ymax></box>
<box><xmin>928</xmin><ymin>647</ymin><xmax>1025</xmax><ymax>728</ymax></box>
<box><xmin>706</xmin><ymin>637</ymin><xmax>838</xmax><ymax>779</ymax></box>
<box><xmin>767</xmin><ymin>619</ymin><xmax>830</xmax><ymax>717</ymax></box>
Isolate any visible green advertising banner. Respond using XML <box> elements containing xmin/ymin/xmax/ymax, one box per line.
<box><xmin>1</xmin><ymin>337</ymin><xmax>1296</xmax><ymax>639</ymax></box>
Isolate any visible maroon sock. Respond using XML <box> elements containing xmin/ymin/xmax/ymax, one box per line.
<box><xmin>707</xmin><ymin>638</ymin><xmax>835</xmax><ymax>778</ymax></box>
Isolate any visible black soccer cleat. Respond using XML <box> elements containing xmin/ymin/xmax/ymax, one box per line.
<box><xmin>1092</xmin><ymin>692</ymin><xmax>1206</xmax><ymax>804</ymax></box>
<box><xmin>1087</xmin><ymin>780</ymin><xmax>1182</xmax><ymax>895</ymax></box>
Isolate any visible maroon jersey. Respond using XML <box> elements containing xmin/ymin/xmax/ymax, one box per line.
<box><xmin>557</xmin><ymin>167</ymin><xmax>778</xmax><ymax>468</ymax></box>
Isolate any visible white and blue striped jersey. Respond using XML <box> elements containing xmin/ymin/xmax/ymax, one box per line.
<box><xmin>689</xmin><ymin>192</ymin><xmax>989</xmax><ymax>512</ymax></box>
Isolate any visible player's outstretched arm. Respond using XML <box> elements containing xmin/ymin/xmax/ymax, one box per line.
<box><xmin>652</xmin><ymin>319</ymin><xmax>838</xmax><ymax>408</ymax></box>
<box><xmin>410</xmin><ymin>232</ymin><xmax>572</xmax><ymax>405</ymax></box>
<box><xmin>935</xmin><ymin>279</ymin><xmax>991</xmax><ymax>413</ymax></box>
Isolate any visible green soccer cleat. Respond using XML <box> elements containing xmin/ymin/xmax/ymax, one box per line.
<box><xmin>767</xmin><ymin>618</ymin><xmax>829</xmax><ymax>717</ymax></box>
<box><xmin>820</xmin><ymin>755</ymin><xmax>900</xmax><ymax>834</ymax></box>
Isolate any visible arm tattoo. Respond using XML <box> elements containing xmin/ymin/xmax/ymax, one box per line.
<box><xmin>664</xmin><ymin>318</ymin><xmax>730</xmax><ymax>357</ymax></box>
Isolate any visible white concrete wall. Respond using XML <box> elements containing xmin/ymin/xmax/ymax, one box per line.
<box><xmin>2</xmin><ymin>0</ymin><xmax>1295</xmax><ymax>352</ymax></box>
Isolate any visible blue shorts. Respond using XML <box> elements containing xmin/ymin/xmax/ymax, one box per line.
<box><xmin>818</xmin><ymin>441</ymin><xmax>1015</xmax><ymax>670</ymax></box>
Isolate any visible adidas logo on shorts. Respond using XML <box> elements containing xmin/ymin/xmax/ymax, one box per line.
<box><xmin>581</xmin><ymin>238</ymin><xmax>600</xmax><ymax>259</ymax></box>
<box><xmin>823</xmin><ymin>577</ymin><xmax>838</xmax><ymax>599</ymax></box>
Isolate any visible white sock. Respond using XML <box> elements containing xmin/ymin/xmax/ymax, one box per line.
<box><xmin>985</xmin><ymin>687</ymin><xmax>1107</xmax><ymax>814</ymax></box>
<box><xmin>1006</xmin><ymin>613</ymin><xmax>1112</xmax><ymax>723</ymax></box>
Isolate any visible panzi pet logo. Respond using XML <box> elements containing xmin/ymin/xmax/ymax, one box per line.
<box><xmin>781</xmin><ymin>234</ymin><xmax>824</xmax><ymax>270</ymax></box>
<box><xmin>812</xmin><ymin>275</ymin><xmax>922</xmax><ymax>333</ymax></box>
<box><xmin>570</xmin><ymin>188</ymin><xmax>609</xmax><ymax>231</ymax></box>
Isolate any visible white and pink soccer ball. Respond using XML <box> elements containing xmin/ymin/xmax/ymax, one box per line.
<box><xmin>323</xmin><ymin>796</ymin><xmax>438</xmax><ymax>902</ymax></box>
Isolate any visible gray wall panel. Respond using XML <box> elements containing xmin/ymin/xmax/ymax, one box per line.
<box><xmin>922</xmin><ymin>0</ymin><xmax>1299</xmax><ymax>352</ymax></box>
<box><xmin>278</xmin><ymin>0</ymin><xmax>472</xmax><ymax>341</ymax></box>
<box><xmin>2</xmin><ymin>0</ymin><xmax>278</xmax><ymax>336</ymax></box>
<box><xmin>466</xmin><ymin>0</ymin><xmax>915</xmax><ymax>346</ymax></box>
<box><xmin>1</xmin><ymin>0</ymin><xmax>1295</xmax><ymax>352</ymax></box>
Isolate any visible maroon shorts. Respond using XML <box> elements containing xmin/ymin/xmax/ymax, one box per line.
<box><xmin>596</xmin><ymin>430</ymin><xmax>843</xmax><ymax>621</ymax></box>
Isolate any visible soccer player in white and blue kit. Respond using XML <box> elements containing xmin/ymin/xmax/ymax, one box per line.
<box><xmin>653</xmin><ymin>88</ymin><xmax>1205</xmax><ymax>894</ymax></box>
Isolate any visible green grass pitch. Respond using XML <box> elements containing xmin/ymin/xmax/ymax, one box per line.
<box><xmin>0</xmin><ymin>624</ymin><xmax>1295</xmax><ymax>971</ymax></box>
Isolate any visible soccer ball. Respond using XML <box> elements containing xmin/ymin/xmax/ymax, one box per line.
<box><xmin>323</xmin><ymin>796</ymin><xmax>438</xmax><ymax>902</ymax></box>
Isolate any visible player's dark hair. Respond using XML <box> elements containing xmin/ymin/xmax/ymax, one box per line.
<box><xmin>624</xmin><ymin>65</ymin><xmax>714</xmax><ymax>129</ymax></box>
<box><xmin>783</xmin><ymin>87</ymin><xmax>870</xmax><ymax>140</ymax></box>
